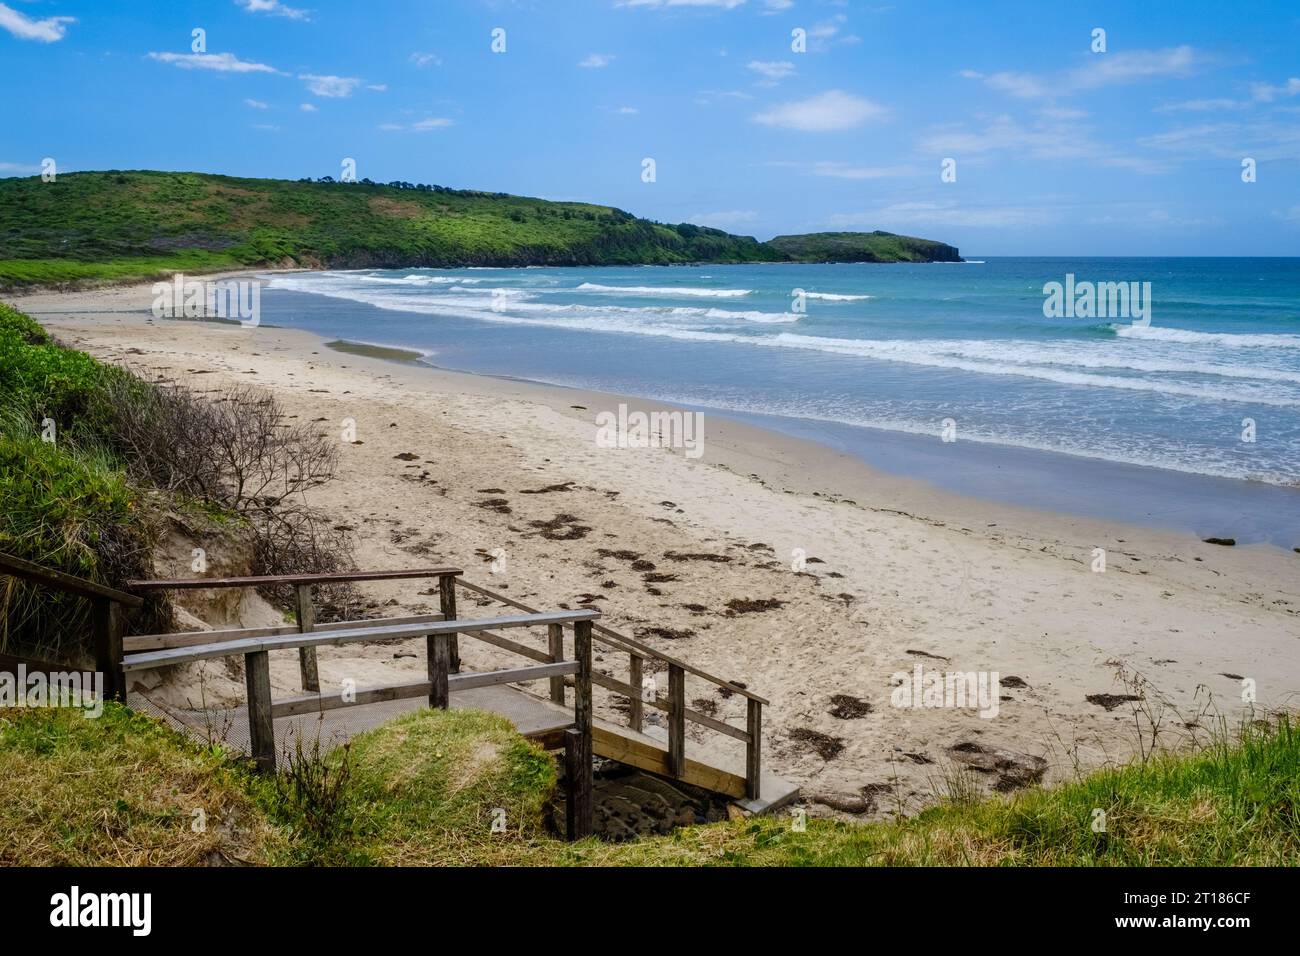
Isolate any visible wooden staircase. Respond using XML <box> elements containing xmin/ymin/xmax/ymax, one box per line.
<box><xmin>1</xmin><ymin>555</ymin><xmax>800</xmax><ymax>836</ymax></box>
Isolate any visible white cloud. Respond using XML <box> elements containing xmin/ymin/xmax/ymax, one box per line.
<box><xmin>620</xmin><ymin>0</ymin><xmax>747</xmax><ymax>9</ymax></box>
<box><xmin>381</xmin><ymin>117</ymin><xmax>454</xmax><ymax>132</ymax></box>
<box><xmin>1069</xmin><ymin>45</ymin><xmax>1198</xmax><ymax>90</ymax></box>
<box><xmin>410</xmin><ymin>52</ymin><xmax>442</xmax><ymax>68</ymax></box>
<box><xmin>0</xmin><ymin>161</ymin><xmax>42</xmax><ymax>174</ymax></box>
<box><xmin>753</xmin><ymin>89</ymin><xmax>888</xmax><ymax>131</ymax></box>
<box><xmin>695</xmin><ymin>89</ymin><xmax>753</xmax><ymax>105</ymax></box>
<box><xmin>1156</xmin><ymin>97</ymin><xmax>1248</xmax><ymax>113</ymax></box>
<box><xmin>1155</xmin><ymin>78</ymin><xmax>1299</xmax><ymax>114</ymax></box>
<box><xmin>148</xmin><ymin>52</ymin><xmax>281</xmax><ymax>74</ymax></box>
<box><xmin>0</xmin><ymin>2</ymin><xmax>74</xmax><ymax>42</ymax></box>
<box><xmin>761</xmin><ymin>0</ymin><xmax>793</xmax><ymax>10</ymax></box>
<box><xmin>830</xmin><ymin>200</ymin><xmax>1053</xmax><ymax>230</ymax></box>
<box><xmin>252</xmin><ymin>123</ymin><xmax>280</xmax><ymax>131</ymax></box>
<box><xmin>962</xmin><ymin>46</ymin><xmax>1202</xmax><ymax>100</ymax></box>
<box><xmin>1251</xmin><ymin>77</ymin><xmax>1300</xmax><ymax>102</ymax></box>
<box><xmin>687</xmin><ymin>210</ymin><xmax>759</xmax><ymax>229</ymax></box>
<box><xmin>1137</xmin><ymin>119</ymin><xmax>1300</xmax><ymax>162</ymax></box>
<box><xmin>580</xmin><ymin>53</ymin><xmax>615</xmax><ymax>68</ymax></box>
<box><xmin>807</xmin><ymin>17</ymin><xmax>842</xmax><ymax>39</ymax></box>
<box><xmin>805</xmin><ymin>15</ymin><xmax>859</xmax><ymax>50</ymax></box>
<box><xmin>614</xmin><ymin>105</ymin><xmax>639</xmax><ymax>114</ymax></box>
<box><xmin>299</xmin><ymin>74</ymin><xmax>361</xmax><ymax>97</ymax></box>
<box><xmin>236</xmin><ymin>0</ymin><xmax>309</xmax><ymax>20</ymax></box>
<box><xmin>984</xmin><ymin>71</ymin><xmax>1051</xmax><ymax>99</ymax></box>
<box><xmin>1037</xmin><ymin>106</ymin><xmax>1088</xmax><ymax>120</ymax></box>
<box><xmin>811</xmin><ymin>161</ymin><xmax>911</xmax><ymax>179</ymax></box>
<box><xmin>747</xmin><ymin>60</ymin><xmax>795</xmax><ymax>82</ymax></box>
<box><xmin>299</xmin><ymin>103</ymin><xmax>317</xmax><ymax>112</ymax></box>
<box><xmin>919</xmin><ymin>114</ymin><xmax>1172</xmax><ymax>173</ymax></box>
<box><xmin>244</xmin><ymin>98</ymin><xmax>269</xmax><ymax>109</ymax></box>
<box><xmin>366</xmin><ymin>83</ymin><xmax>387</xmax><ymax>92</ymax></box>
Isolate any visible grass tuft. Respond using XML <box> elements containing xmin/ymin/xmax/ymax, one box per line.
<box><xmin>0</xmin><ymin>703</ymin><xmax>283</xmax><ymax>866</ymax></box>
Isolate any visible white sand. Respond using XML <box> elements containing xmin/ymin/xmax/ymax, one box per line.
<box><xmin>10</xmin><ymin>277</ymin><xmax>1299</xmax><ymax>816</ymax></box>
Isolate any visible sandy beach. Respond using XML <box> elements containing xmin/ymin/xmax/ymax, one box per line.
<box><xmin>10</xmin><ymin>276</ymin><xmax>1300</xmax><ymax>817</ymax></box>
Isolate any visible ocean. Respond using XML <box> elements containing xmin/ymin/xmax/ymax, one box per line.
<box><xmin>261</xmin><ymin>258</ymin><xmax>1300</xmax><ymax>546</ymax></box>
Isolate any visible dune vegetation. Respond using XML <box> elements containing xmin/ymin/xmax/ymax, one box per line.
<box><xmin>1</xmin><ymin>700</ymin><xmax>1295</xmax><ymax>867</ymax></box>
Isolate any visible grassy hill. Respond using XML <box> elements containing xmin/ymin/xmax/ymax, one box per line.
<box><xmin>0</xmin><ymin>170</ymin><xmax>958</xmax><ymax>290</ymax></box>
<box><xmin>3</xmin><ymin>702</ymin><xmax>1297</xmax><ymax>866</ymax></box>
<box><xmin>767</xmin><ymin>230</ymin><xmax>963</xmax><ymax>263</ymax></box>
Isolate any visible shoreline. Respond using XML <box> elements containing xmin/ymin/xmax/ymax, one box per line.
<box><xmin>8</xmin><ymin>277</ymin><xmax>1299</xmax><ymax>817</ymax></box>
<box><xmin>25</xmin><ymin>260</ymin><xmax>1300</xmax><ymax>548</ymax></box>
<box><xmin>258</xmin><ymin>272</ymin><xmax>1300</xmax><ymax>551</ymax></box>
<box><xmin>348</xmin><ymin>336</ymin><xmax>1300</xmax><ymax>553</ymax></box>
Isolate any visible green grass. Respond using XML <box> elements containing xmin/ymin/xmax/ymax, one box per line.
<box><xmin>1</xmin><ymin>701</ymin><xmax>1295</xmax><ymax>867</ymax></box>
<box><xmin>330</xmin><ymin>708</ymin><xmax>560</xmax><ymax>865</ymax></box>
<box><xmin>572</xmin><ymin>715</ymin><xmax>1300</xmax><ymax>866</ymax></box>
<box><xmin>0</xmin><ymin>302</ymin><xmax>128</xmax><ymax>429</ymax></box>
<box><xmin>0</xmin><ymin>170</ymin><xmax>959</xmax><ymax>290</ymax></box>
<box><xmin>0</xmin><ymin>703</ymin><xmax>284</xmax><ymax>866</ymax></box>
<box><xmin>0</xmin><ymin>303</ymin><xmax>162</xmax><ymax>660</ymax></box>
<box><xmin>0</xmin><ymin>251</ymin><xmax>242</xmax><ymax>289</ymax></box>
<box><xmin>0</xmin><ymin>426</ymin><xmax>150</xmax><ymax>661</ymax></box>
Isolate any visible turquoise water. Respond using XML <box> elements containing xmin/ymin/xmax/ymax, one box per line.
<box><xmin>266</xmin><ymin>258</ymin><xmax>1300</xmax><ymax>488</ymax></box>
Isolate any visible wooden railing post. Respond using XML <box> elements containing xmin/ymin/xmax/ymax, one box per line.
<box><xmin>90</xmin><ymin>597</ymin><xmax>126</xmax><ymax>703</ymax></box>
<box><xmin>627</xmin><ymin>653</ymin><xmax>643</xmax><ymax>733</ymax></box>
<box><xmin>745</xmin><ymin>698</ymin><xmax>762</xmax><ymax>801</ymax></box>
<box><xmin>570</xmin><ymin>619</ymin><xmax>593</xmax><ymax>839</ymax></box>
<box><xmin>245</xmin><ymin>650</ymin><xmax>275</xmax><ymax>773</ymax></box>
<box><xmin>438</xmin><ymin>573</ymin><xmax>459</xmax><ymax>674</ymax></box>
<box><xmin>294</xmin><ymin>584</ymin><xmax>320</xmax><ymax>693</ymax></box>
<box><xmin>547</xmin><ymin>623</ymin><xmax>565</xmax><ymax>704</ymax></box>
<box><xmin>428</xmin><ymin>633</ymin><xmax>451</xmax><ymax>709</ymax></box>
<box><xmin>564</xmin><ymin>729</ymin><xmax>590</xmax><ymax>841</ymax></box>
<box><xmin>667</xmin><ymin>663</ymin><xmax>685</xmax><ymax>778</ymax></box>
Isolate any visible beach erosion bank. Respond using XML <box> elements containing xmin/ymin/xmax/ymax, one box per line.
<box><xmin>9</xmin><ymin>277</ymin><xmax>1300</xmax><ymax>819</ymax></box>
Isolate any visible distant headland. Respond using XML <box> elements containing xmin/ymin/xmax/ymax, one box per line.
<box><xmin>0</xmin><ymin>170</ymin><xmax>961</xmax><ymax>291</ymax></box>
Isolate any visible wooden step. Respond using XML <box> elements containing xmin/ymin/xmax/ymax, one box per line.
<box><xmin>591</xmin><ymin>718</ymin><xmax>800</xmax><ymax>815</ymax></box>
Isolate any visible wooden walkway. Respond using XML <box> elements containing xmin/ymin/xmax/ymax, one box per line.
<box><xmin>134</xmin><ymin>681</ymin><xmax>799</xmax><ymax>816</ymax></box>
<box><xmin>2</xmin><ymin>554</ymin><xmax>800</xmax><ymax>835</ymax></box>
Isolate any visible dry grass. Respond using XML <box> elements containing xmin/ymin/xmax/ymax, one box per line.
<box><xmin>3</xmin><ymin>701</ymin><xmax>1296</xmax><ymax>867</ymax></box>
<box><xmin>0</xmin><ymin>704</ymin><xmax>283</xmax><ymax>866</ymax></box>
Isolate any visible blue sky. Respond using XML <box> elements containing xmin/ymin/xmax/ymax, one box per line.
<box><xmin>2</xmin><ymin>0</ymin><xmax>1298</xmax><ymax>255</ymax></box>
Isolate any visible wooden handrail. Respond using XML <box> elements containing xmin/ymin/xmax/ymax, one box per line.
<box><xmin>125</xmin><ymin>568</ymin><xmax>464</xmax><ymax>691</ymax></box>
<box><xmin>590</xmin><ymin>671</ymin><xmax>750</xmax><ymax>742</ymax></box>
<box><xmin>268</xmin><ymin>663</ymin><xmax>580</xmax><ymax>719</ymax></box>
<box><xmin>125</xmin><ymin>568</ymin><xmax>463</xmax><ymax>590</ymax></box>
<box><xmin>455</xmin><ymin>578</ymin><xmax>769</xmax><ymax>705</ymax></box>
<box><xmin>0</xmin><ymin>551</ymin><xmax>143</xmax><ymax>607</ymax></box>
<box><xmin>168</xmin><ymin>579</ymin><xmax>599</xmax><ymax>837</ymax></box>
<box><xmin>122</xmin><ymin>609</ymin><xmax>600</xmax><ymax>671</ymax></box>
<box><xmin>123</xmin><ymin>612</ymin><xmax>448</xmax><ymax>653</ymax></box>
<box><xmin>454</xmin><ymin>576</ymin><xmax>765</xmax><ymax>801</ymax></box>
